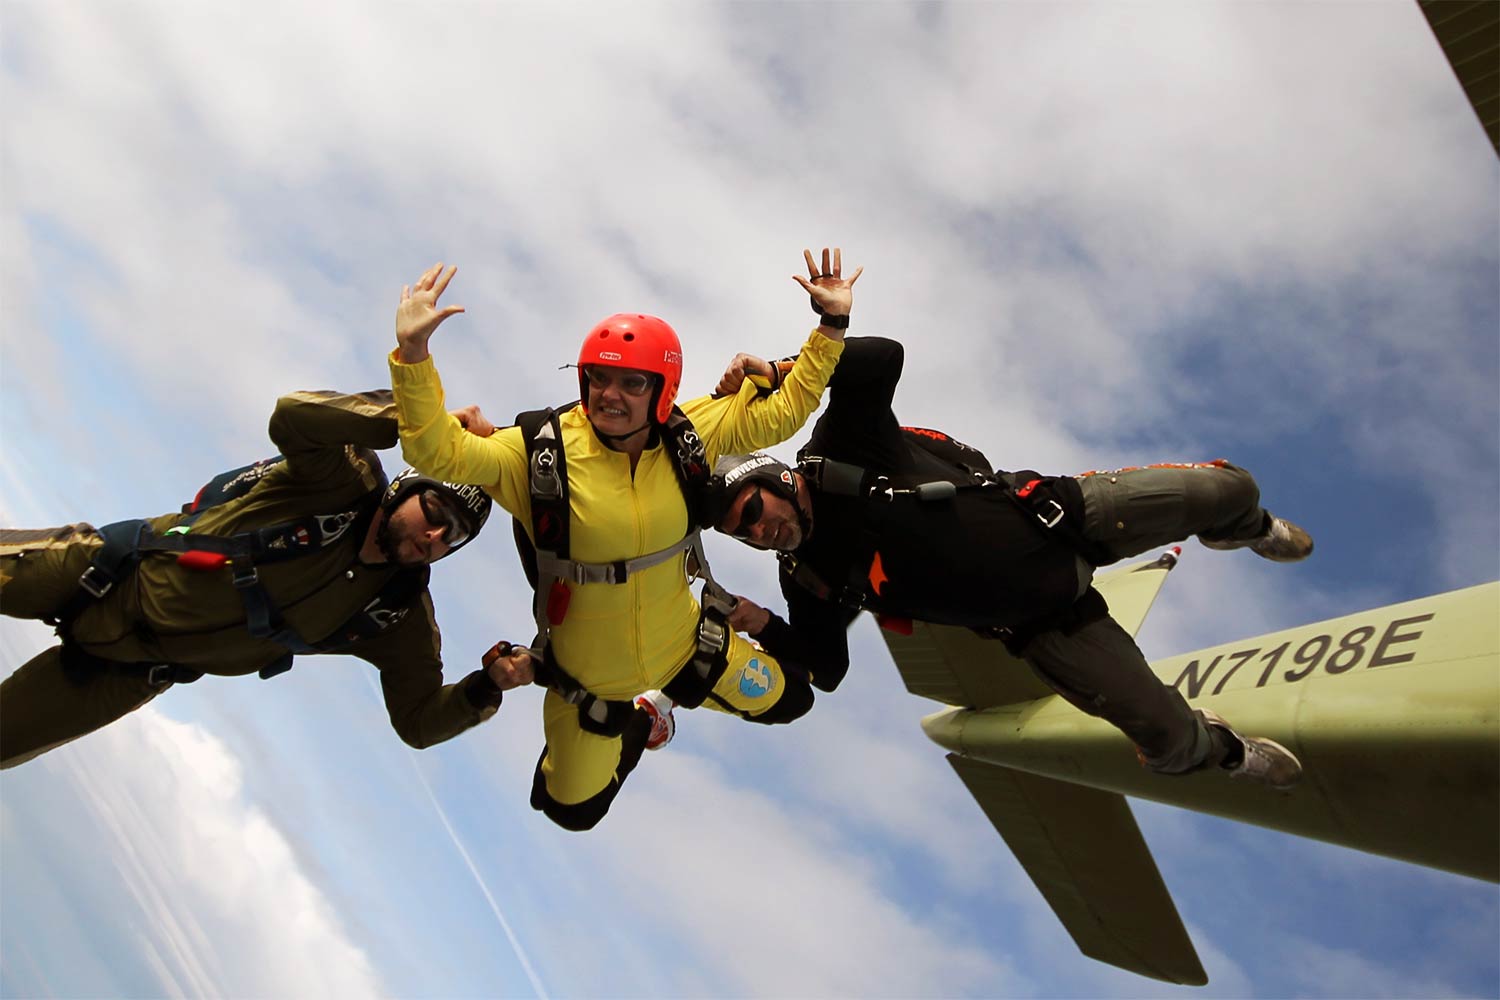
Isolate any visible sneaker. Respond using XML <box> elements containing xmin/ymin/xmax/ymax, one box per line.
<box><xmin>1199</xmin><ymin>709</ymin><xmax>1302</xmax><ymax>789</ymax></box>
<box><xmin>634</xmin><ymin>690</ymin><xmax>676</xmax><ymax>751</ymax></box>
<box><xmin>1201</xmin><ymin>515</ymin><xmax>1313</xmax><ymax>563</ymax></box>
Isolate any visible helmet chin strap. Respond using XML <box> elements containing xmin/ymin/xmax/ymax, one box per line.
<box><xmin>592</xmin><ymin>420</ymin><xmax>652</xmax><ymax>444</ymax></box>
<box><xmin>790</xmin><ymin>486</ymin><xmax>814</xmax><ymax>545</ymax></box>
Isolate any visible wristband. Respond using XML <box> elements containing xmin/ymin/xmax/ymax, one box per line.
<box><xmin>818</xmin><ymin>313</ymin><xmax>850</xmax><ymax>330</ymax></box>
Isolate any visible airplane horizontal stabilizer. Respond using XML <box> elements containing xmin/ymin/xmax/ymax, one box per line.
<box><xmin>882</xmin><ymin>620</ymin><xmax>1050</xmax><ymax>707</ymax></box>
<box><xmin>946</xmin><ymin>753</ymin><xmax>1208</xmax><ymax>986</ymax></box>
<box><xmin>880</xmin><ymin>552</ymin><xmax>1179</xmax><ymax>709</ymax></box>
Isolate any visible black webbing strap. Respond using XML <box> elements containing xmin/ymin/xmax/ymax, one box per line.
<box><xmin>515</xmin><ymin>402</ymin><xmax>727</xmax><ymax>729</ymax></box>
<box><xmin>1004</xmin><ymin>475</ymin><xmax>1115</xmax><ymax>566</ymax></box>
<box><xmin>530</xmin><ymin>650</ymin><xmax>638</xmax><ymax>737</ymax></box>
<box><xmin>992</xmin><ymin>586</ymin><xmax>1111</xmax><ymax>657</ymax></box>
<box><xmin>49</xmin><ymin>519</ymin><xmax>151</xmax><ymax>627</ymax></box>
<box><xmin>660</xmin><ymin>545</ymin><xmax>736</xmax><ymax>709</ymax></box>
<box><xmin>53</xmin><ymin>498</ymin><xmax>408</xmax><ymax>681</ymax></box>
<box><xmin>58</xmin><ymin>641</ymin><xmax>205</xmax><ymax>690</ymax></box>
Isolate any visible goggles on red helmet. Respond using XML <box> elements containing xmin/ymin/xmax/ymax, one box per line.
<box><xmin>577</xmin><ymin>313</ymin><xmax>683</xmax><ymax>425</ymax></box>
<box><xmin>582</xmin><ymin>366</ymin><xmax>656</xmax><ymax>397</ymax></box>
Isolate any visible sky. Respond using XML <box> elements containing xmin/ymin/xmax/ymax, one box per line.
<box><xmin>1</xmin><ymin>2</ymin><xmax>1497</xmax><ymax>998</ymax></box>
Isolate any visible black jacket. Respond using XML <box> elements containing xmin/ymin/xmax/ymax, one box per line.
<box><xmin>756</xmin><ymin>337</ymin><xmax>1083</xmax><ymax>692</ymax></box>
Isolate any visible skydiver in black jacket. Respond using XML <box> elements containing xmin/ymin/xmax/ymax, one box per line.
<box><xmin>706</xmin><ymin>335</ymin><xmax>1311</xmax><ymax>788</ymax></box>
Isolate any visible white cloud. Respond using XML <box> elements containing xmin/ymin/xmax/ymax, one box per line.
<box><xmin>5</xmin><ymin>702</ymin><xmax>386</xmax><ymax>998</ymax></box>
<box><xmin>3</xmin><ymin>2</ymin><xmax>1496</xmax><ymax>998</ymax></box>
<box><xmin>583</xmin><ymin>752</ymin><xmax>1027</xmax><ymax>998</ymax></box>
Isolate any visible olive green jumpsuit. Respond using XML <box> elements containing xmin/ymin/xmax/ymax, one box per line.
<box><xmin>0</xmin><ymin>390</ymin><xmax>503</xmax><ymax>768</ymax></box>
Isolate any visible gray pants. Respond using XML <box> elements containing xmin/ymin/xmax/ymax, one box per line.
<box><xmin>1021</xmin><ymin>462</ymin><xmax>1268</xmax><ymax>774</ymax></box>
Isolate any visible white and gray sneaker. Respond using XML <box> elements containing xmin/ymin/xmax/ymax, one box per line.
<box><xmin>634</xmin><ymin>690</ymin><xmax>676</xmax><ymax>751</ymax></box>
<box><xmin>1201</xmin><ymin>515</ymin><xmax>1314</xmax><ymax>563</ymax></box>
<box><xmin>1199</xmin><ymin>709</ymin><xmax>1303</xmax><ymax>789</ymax></box>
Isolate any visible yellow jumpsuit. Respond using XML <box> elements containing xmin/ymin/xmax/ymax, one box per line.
<box><xmin>389</xmin><ymin>330</ymin><xmax>843</xmax><ymax>826</ymax></box>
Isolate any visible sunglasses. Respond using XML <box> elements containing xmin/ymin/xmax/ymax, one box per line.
<box><xmin>729</xmin><ymin>487</ymin><xmax>765</xmax><ymax>539</ymax></box>
<box><xmin>418</xmin><ymin>489</ymin><xmax>471</xmax><ymax>548</ymax></box>
<box><xmin>584</xmin><ymin>366</ymin><xmax>655</xmax><ymax>397</ymax></box>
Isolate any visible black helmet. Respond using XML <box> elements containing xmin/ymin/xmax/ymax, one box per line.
<box><xmin>381</xmin><ymin>468</ymin><xmax>492</xmax><ymax>556</ymax></box>
<box><xmin>706</xmin><ymin>453</ymin><xmax>806</xmax><ymax>544</ymax></box>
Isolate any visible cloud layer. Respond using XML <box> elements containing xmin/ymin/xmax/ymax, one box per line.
<box><xmin>3</xmin><ymin>3</ymin><xmax>1496</xmax><ymax>998</ymax></box>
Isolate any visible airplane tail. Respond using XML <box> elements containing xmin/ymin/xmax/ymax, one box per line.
<box><xmin>882</xmin><ymin>550</ymin><xmax>1206</xmax><ymax>984</ymax></box>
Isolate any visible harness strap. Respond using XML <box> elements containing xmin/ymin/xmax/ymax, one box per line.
<box><xmin>517</xmin><ymin>402</ymin><xmax>729</xmax><ymax>727</ymax></box>
<box><xmin>661</xmin><ymin>534</ymin><xmax>736</xmax><ymax>709</ymax></box>
<box><xmin>778</xmin><ymin>551</ymin><xmax>869</xmax><ymax>612</ymax></box>
<box><xmin>50</xmin><ymin>519</ymin><xmax>151</xmax><ymax>626</ymax></box>
<box><xmin>1005</xmin><ymin>476</ymin><xmax>1115</xmax><ymax>566</ymax></box>
<box><xmin>993</xmin><ymin>586</ymin><xmax>1111</xmax><ymax>656</ymax></box>
<box><xmin>799</xmin><ymin>454</ymin><xmax>990</xmax><ymax>503</ymax></box>
<box><xmin>54</xmin><ymin>498</ymin><xmax>412</xmax><ymax>681</ymax></box>
<box><xmin>534</xmin><ymin>532</ymin><xmax>699</xmax><ymax>586</ymax></box>
<box><xmin>529</xmin><ymin>651</ymin><xmax>640</xmax><ymax>737</ymax></box>
<box><xmin>58</xmin><ymin>640</ymin><xmax>205</xmax><ymax>690</ymax></box>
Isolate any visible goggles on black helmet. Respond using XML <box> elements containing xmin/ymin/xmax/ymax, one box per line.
<box><xmin>382</xmin><ymin>469</ymin><xmax>493</xmax><ymax>559</ymax></box>
<box><xmin>706</xmin><ymin>452</ymin><xmax>810</xmax><ymax>547</ymax></box>
<box><xmin>417</xmin><ymin>489</ymin><xmax>473</xmax><ymax>548</ymax></box>
<box><xmin>727</xmin><ymin>486</ymin><xmax>766</xmax><ymax>539</ymax></box>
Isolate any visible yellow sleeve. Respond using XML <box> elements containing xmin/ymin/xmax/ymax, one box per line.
<box><xmin>682</xmin><ymin>328</ymin><xmax>844</xmax><ymax>461</ymax></box>
<box><xmin>387</xmin><ymin>349</ymin><xmax>532</xmax><ymax>518</ymax></box>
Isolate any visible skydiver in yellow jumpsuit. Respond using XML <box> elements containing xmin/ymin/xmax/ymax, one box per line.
<box><xmin>388</xmin><ymin>249</ymin><xmax>858</xmax><ymax>830</ymax></box>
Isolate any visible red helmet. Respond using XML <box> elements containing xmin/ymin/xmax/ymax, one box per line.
<box><xmin>577</xmin><ymin>313</ymin><xmax>683</xmax><ymax>425</ymax></box>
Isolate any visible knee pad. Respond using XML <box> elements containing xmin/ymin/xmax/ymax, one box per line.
<box><xmin>745</xmin><ymin>678</ymin><xmax>814</xmax><ymax>725</ymax></box>
<box><xmin>529</xmin><ymin>767</ymin><xmax>614</xmax><ymax>831</ymax></box>
<box><xmin>528</xmin><ymin>743</ymin><xmax>632</xmax><ymax>832</ymax></box>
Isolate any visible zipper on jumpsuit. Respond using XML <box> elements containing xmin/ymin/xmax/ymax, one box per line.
<box><xmin>628</xmin><ymin>454</ymin><xmax>648</xmax><ymax>692</ymax></box>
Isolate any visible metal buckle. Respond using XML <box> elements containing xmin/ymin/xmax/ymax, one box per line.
<box><xmin>78</xmin><ymin>566</ymin><xmax>114</xmax><ymax>599</ymax></box>
<box><xmin>532</xmin><ymin>447</ymin><xmax>563</xmax><ymax>500</ymax></box>
<box><xmin>145</xmin><ymin>664</ymin><xmax>175</xmax><ymax>688</ymax></box>
<box><xmin>697</xmin><ymin>615</ymin><xmax>727</xmax><ymax>655</ymax></box>
<box><xmin>1035</xmin><ymin>500</ymin><xmax>1064</xmax><ymax>529</ymax></box>
<box><xmin>231</xmin><ymin>564</ymin><xmax>259</xmax><ymax>587</ymax></box>
<box><xmin>868</xmin><ymin>476</ymin><xmax>895</xmax><ymax>502</ymax></box>
<box><xmin>568</xmin><ymin>561</ymin><xmax>613</xmax><ymax>586</ymax></box>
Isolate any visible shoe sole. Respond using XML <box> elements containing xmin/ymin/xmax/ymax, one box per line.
<box><xmin>1197</xmin><ymin>709</ymin><xmax>1303</xmax><ymax>789</ymax></box>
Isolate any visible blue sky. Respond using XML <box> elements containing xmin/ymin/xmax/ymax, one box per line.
<box><xmin>2</xmin><ymin>2</ymin><xmax>1496</xmax><ymax>997</ymax></box>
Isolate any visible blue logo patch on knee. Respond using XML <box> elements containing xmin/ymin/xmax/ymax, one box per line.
<box><xmin>738</xmin><ymin>657</ymin><xmax>776</xmax><ymax>699</ymax></box>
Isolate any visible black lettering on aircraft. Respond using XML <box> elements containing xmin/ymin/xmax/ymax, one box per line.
<box><xmin>1212</xmin><ymin>648</ymin><xmax>1260</xmax><ymax>696</ymax></box>
<box><xmin>1284</xmin><ymin>634</ymin><xmax>1331</xmax><ymax>681</ymax></box>
<box><xmin>1369</xmin><ymin>614</ymin><xmax>1435</xmax><ymax>667</ymax></box>
<box><xmin>1173</xmin><ymin>654</ymin><xmax>1223</xmax><ymax>699</ymax></box>
<box><xmin>1254</xmin><ymin>641</ymin><xmax>1290</xmax><ymax>687</ymax></box>
<box><xmin>1171</xmin><ymin>614</ymin><xmax>1434</xmax><ymax>694</ymax></box>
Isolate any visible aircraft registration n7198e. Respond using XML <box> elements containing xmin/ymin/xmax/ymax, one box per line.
<box><xmin>881</xmin><ymin>551</ymin><xmax>1499</xmax><ymax>986</ymax></box>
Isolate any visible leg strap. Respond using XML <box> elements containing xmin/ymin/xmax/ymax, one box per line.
<box><xmin>1000</xmin><ymin>587</ymin><xmax>1111</xmax><ymax>657</ymax></box>
<box><xmin>58</xmin><ymin>641</ymin><xmax>204</xmax><ymax>690</ymax></box>
<box><xmin>48</xmin><ymin>520</ymin><xmax>151</xmax><ymax>627</ymax></box>
<box><xmin>531</xmin><ymin>650</ymin><xmax>638</xmax><ymax>737</ymax></box>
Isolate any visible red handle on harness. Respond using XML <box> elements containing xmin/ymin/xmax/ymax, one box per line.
<box><xmin>877</xmin><ymin>613</ymin><xmax>913</xmax><ymax>636</ymax></box>
<box><xmin>177</xmin><ymin>550</ymin><xmax>229</xmax><ymax>572</ymax></box>
<box><xmin>546</xmin><ymin>580</ymin><xmax>571</xmax><ymax>626</ymax></box>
